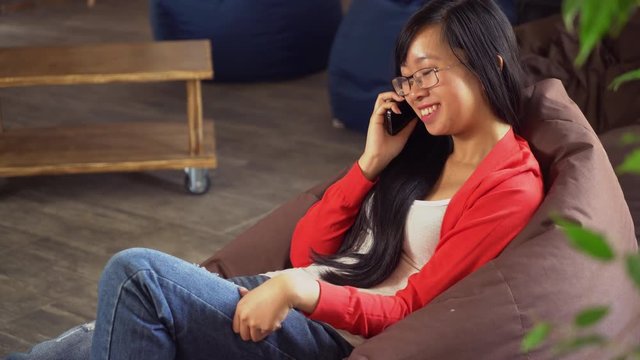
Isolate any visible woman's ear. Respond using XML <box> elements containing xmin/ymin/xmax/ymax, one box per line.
<box><xmin>497</xmin><ymin>55</ymin><xmax>504</xmax><ymax>71</ymax></box>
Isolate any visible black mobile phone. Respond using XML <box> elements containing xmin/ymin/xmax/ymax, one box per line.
<box><xmin>384</xmin><ymin>100</ymin><xmax>417</xmax><ymax>135</ymax></box>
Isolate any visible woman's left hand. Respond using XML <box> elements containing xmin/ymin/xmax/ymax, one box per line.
<box><xmin>232</xmin><ymin>270</ymin><xmax>320</xmax><ymax>342</ymax></box>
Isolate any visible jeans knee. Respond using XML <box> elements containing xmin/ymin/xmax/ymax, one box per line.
<box><xmin>102</xmin><ymin>248</ymin><xmax>159</xmax><ymax>284</ymax></box>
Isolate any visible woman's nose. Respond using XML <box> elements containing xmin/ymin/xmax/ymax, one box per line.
<box><xmin>409</xmin><ymin>86</ymin><xmax>430</xmax><ymax>102</ymax></box>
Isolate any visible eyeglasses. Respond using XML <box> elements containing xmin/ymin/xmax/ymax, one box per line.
<box><xmin>391</xmin><ymin>65</ymin><xmax>454</xmax><ymax>96</ymax></box>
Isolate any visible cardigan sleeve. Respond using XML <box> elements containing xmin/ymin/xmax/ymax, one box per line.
<box><xmin>289</xmin><ymin>162</ymin><xmax>377</xmax><ymax>268</ymax></box>
<box><xmin>307</xmin><ymin>172</ymin><xmax>544</xmax><ymax>338</ymax></box>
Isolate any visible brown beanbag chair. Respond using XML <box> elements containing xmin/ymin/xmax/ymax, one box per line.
<box><xmin>515</xmin><ymin>14</ymin><xmax>640</xmax><ymax>134</ymax></box>
<box><xmin>200</xmin><ymin>79</ymin><xmax>639</xmax><ymax>359</ymax></box>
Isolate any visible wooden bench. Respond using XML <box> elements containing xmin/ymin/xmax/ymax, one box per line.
<box><xmin>0</xmin><ymin>0</ymin><xmax>96</xmax><ymax>15</ymax></box>
<box><xmin>0</xmin><ymin>40</ymin><xmax>216</xmax><ymax>194</ymax></box>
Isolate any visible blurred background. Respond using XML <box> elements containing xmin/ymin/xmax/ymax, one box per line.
<box><xmin>0</xmin><ymin>0</ymin><xmax>363</xmax><ymax>354</ymax></box>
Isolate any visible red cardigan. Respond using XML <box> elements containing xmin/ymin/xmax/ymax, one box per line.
<box><xmin>289</xmin><ymin>128</ymin><xmax>544</xmax><ymax>338</ymax></box>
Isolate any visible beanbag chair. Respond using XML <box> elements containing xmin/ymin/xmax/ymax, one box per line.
<box><xmin>516</xmin><ymin>13</ymin><xmax>640</xmax><ymax>134</ymax></box>
<box><xmin>495</xmin><ymin>0</ymin><xmax>517</xmax><ymax>24</ymax></box>
<box><xmin>328</xmin><ymin>0</ymin><xmax>424</xmax><ymax>132</ymax></box>
<box><xmin>201</xmin><ymin>79</ymin><xmax>640</xmax><ymax>359</ymax></box>
<box><xmin>149</xmin><ymin>0</ymin><xmax>343</xmax><ymax>82</ymax></box>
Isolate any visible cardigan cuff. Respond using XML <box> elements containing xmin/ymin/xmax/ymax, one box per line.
<box><xmin>307</xmin><ymin>280</ymin><xmax>352</xmax><ymax>325</ymax></box>
<box><xmin>335</xmin><ymin>161</ymin><xmax>377</xmax><ymax>207</ymax></box>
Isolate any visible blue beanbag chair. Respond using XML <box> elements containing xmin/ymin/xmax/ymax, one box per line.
<box><xmin>149</xmin><ymin>0</ymin><xmax>343</xmax><ymax>82</ymax></box>
<box><xmin>496</xmin><ymin>0</ymin><xmax>518</xmax><ymax>24</ymax></box>
<box><xmin>328</xmin><ymin>0</ymin><xmax>424</xmax><ymax>132</ymax></box>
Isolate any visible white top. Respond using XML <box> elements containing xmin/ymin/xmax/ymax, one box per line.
<box><xmin>264</xmin><ymin>198</ymin><xmax>450</xmax><ymax>346</ymax></box>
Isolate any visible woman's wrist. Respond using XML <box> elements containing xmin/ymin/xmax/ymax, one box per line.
<box><xmin>358</xmin><ymin>153</ymin><xmax>385</xmax><ymax>181</ymax></box>
<box><xmin>278</xmin><ymin>270</ymin><xmax>320</xmax><ymax>314</ymax></box>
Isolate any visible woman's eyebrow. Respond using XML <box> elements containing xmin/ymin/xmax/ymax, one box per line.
<box><xmin>415</xmin><ymin>54</ymin><xmax>441</xmax><ymax>61</ymax></box>
<box><xmin>400</xmin><ymin>54</ymin><xmax>441</xmax><ymax>71</ymax></box>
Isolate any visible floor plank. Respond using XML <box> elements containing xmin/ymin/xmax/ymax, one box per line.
<box><xmin>0</xmin><ymin>0</ymin><xmax>362</xmax><ymax>356</ymax></box>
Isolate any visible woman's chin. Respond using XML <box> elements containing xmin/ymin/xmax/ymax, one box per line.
<box><xmin>419</xmin><ymin>108</ymin><xmax>447</xmax><ymax>135</ymax></box>
<box><xmin>421</xmin><ymin>122</ymin><xmax>446</xmax><ymax>136</ymax></box>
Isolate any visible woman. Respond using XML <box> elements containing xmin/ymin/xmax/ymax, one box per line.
<box><xmin>9</xmin><ymin>0</ymin><xmax>543</xmax><ymax>359</ymax></box>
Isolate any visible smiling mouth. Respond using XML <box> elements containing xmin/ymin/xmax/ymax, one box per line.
<box><xmin>419</xmin><ymin>104</ymin><xmax>440</xmax><ymax>120</ymax></box>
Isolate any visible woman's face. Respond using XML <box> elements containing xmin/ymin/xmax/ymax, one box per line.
<box><xmin>400</xmin><ymin>24</ymin><xmax>495</xmax><ymax>136</ymax></box>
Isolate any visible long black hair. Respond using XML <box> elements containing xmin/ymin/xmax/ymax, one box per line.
<box><xmin>312</xmin><ymin>0</ymin><xmax>525</xmax><ymax>288</ymax></box>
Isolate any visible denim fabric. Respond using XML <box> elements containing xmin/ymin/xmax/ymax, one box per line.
<box><xmin>6</xmin><ymin>322</ymin><xmax>95</xmax><ymax>360</ymax></box>
<box><xmin>8</xmin><ymin>249</ymin><xmax>352</xmax><ymax>360</ymax></box>
<box><xmin>90</xmin><ymin>248</ymin><xmax>353</xmax><ymax>359</ymax></box>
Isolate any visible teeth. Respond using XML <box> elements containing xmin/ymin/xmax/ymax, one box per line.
<box><xmin>420</xmin><ymin>104</ymin><xmax>439</xmax><ymax>116</ymax></box>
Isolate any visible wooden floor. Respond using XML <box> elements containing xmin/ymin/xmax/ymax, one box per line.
<box><xmin>0</xmin><ymin>0</ymin><xmax>362</xmax><ymax>355</ymax></box>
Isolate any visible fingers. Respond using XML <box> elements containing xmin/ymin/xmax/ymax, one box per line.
<box><xmin>233</xmin><ymin>310</ymin><xmax>254</xmax><ymax>341</ymax></box>
<box><xmin>250</xmin><ymin>327</ymin><xmax>261</xmax><ymax>342</ymax></box>
<box><xmin>250</xmin><ymin>324</ymin><xmax>282</xmax><ymax>342</ymax></box>
<box><xmin>238</xmin><ymin>286</ymin><xmax>249</xmax><ymax>297</ymax></box>
<box><xmin>232</xmin><ymin>287</ymin><xmax>249</xmax><ymax>334</ymax></box>
<box><xmin>240</xmin><ymin>322</ymin><xmax>279</xmax><ymax>342</ymax></box>
<box><xmin>373</xmin><ymin>92</ymin><xmax>406</xmax><ymax>118</ymax></box>
<box><xmin>250</xmin><ymin>327</ymin><xmax>268</xmax><ymax>342</ymax></box>
<box><xmin>240</xmin><ymin>321</ymin><xmax>252</xmax><ymax>341</ymax></box>
<box><xmin>374</xmin><ymin>102</ymin><xmax>402</xmax><ymax>118</ymax></box>
<box><xmin>375</xmin><ymin>91</ymin><xmax>404</xmax><ymax>106</ymax></box>
<box><xmin>232</xmin><ymin>310</ymin><xmax>252</xmax><ymax>341</ymax></box>
<box><xmin>231</xmin><ymin>282</ymin><xmax>288</xmax><ymax>343</ymax></box>
<box><xmin>233</xmin><ymin>309</ymin><xmax>282</xmax><ymax>342</ymax></box>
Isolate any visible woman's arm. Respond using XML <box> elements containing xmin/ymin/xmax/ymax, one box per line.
<box><xmin>290</xmin><ymin>91</ymin><xmax>418</xmax><ymax>267</ymax></box>
<box><xmin>303</xmin><ymin>174</ymin><xmax>544</xmax><ymax>338</ymax></box>
<box><xmin>289</xmin><ymin>161</ymin><xmax>376</xmax><ymax>267</ymax></box>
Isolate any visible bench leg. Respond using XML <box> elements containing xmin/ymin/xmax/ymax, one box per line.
<box><xmin>0</xmin><ymin>97</ymin><xmax>4</xmax><ymax>133</ymax></box>
<box><xmin>184</xmin><ymin>80</ymin><xmax>209</xmax><ymax>194</ymax></box>
<box><xmin>186</xmin><ymin>80</ymin><xmax>204</xmax><ymax>156</ymax></box>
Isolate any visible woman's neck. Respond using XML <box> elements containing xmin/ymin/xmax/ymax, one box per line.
<box><xmin>449</xmin><ymin>121</ymin><xmax>511</xmax><ymax>166</ymax></box>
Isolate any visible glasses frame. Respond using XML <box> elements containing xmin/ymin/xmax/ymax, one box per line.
<box><xmin>391</xmin><ymin>64</ymin><xmax>454</xmax><ymax>96</ymax></box>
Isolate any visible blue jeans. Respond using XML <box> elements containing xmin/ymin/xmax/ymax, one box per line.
<box><xmin>8</xmin><ymin>248</ymin><xmax>353</xmax><ymax>360</ymax></box>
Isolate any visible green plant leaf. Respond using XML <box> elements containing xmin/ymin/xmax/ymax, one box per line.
<box><xmin>552</xmin><ymin>216</ymin><xmax>615</xmax><ymax>261</ymax></box>
<box><xmin>610</xmin><ymin>69</ymin><xmax>640</xmax><ymax>91</ymax></box>
<box><xmin>562</xmin><ymin>0</ymin><xmax>582</xmax><ymax>32</ymax></box>
<box><xmin>616</xmin><ymin>149</ymin><xmax>640</xmax><ymax>175</ymax></box>
<box><xmin>625</xmin><ymin>254</ymin><xmax>640</xmax><ymax>291</ymax></box>
<box><xmin>611</xmin><ymin>0</ymin><xmax>640</xmax><ymax>36</ymax></box>
<box><xmin>571</xmin><ymin>0</ymin><xmax>639</xmax><ymax>67</ymax></box>
<box><xmin>620</xmin><ymin>132</ymin><xmax>640</xmax><ymax>146</ymax></box>
<box><xmin>574</xmin><ymin>306</ymin><xmax>609</xmax><ymax>327</ymax></box>
<box><xmin>575</xmin><ymin>0</ymin><xmax>616</xmax><ymax>66</ymax></box>
<box><xmin>553</xmin><ymin>334</ymin><xmax>608</xmax><ymax>355</ymax></box>
<box><xmin>522</xmin><ymin>322</ymin><xmax>552</xmax><ymax>353</ymax></box>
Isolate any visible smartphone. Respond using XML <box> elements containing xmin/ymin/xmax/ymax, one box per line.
<box><xmin>384</xmin><ymin>100</ymin><xmax>417</xmax><ymax>135</ymax></box>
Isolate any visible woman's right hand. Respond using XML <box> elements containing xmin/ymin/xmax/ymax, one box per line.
<box><xmin>358</xmin><ymin>91</ymin><xmax>418</xmax><ymax>181</ymax></box>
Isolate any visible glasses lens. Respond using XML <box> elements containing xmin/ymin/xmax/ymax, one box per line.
<box><xmin>415</xmin><ymin>68</ymin><xmax>438</xmax><ymax>89</ymax></box>
<box><xmin>392</xmin><ymin>77</ymin><xmax>410</xmax><ymax>96</ymax></box>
